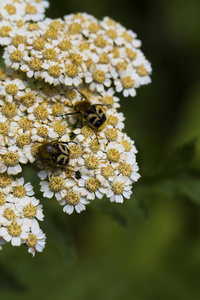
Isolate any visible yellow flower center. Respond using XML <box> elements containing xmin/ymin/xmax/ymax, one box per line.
<box><xmin>0</xmin><ymin>173</ymin><xmax>12</xmax><ymax>188</ymax></box>
<box><xmin>4</xmin><ymin>151</ymin><xmax>19</xmax><ymax>166</ymax></box>
<box><xmin>26</xmin><ymin>233</ymin><xmax>38</xmax><ymax>247</ymax></box>
<box><xmin>94</xmin><ymin>36</ymin><xmax>107</xmax><ymax>48</ymax></box>
<box><xmin>85</xmin><ymin>177</ymin><xmax>100</xmax><ymax>192</ymax></box>
<box><xmin>6</xmin><ymin>83</ymin><xmax>18</xmax><ymax>95</ymax></box>
<box><xmin>16</xmin><ymin>134</ymin><xmax>30</xmax><ymax>148</ymax></box>
<box><xmin>29</xmin><ymin>57</ymin><xmax>42</xmax><ymax>71</ymax></box>
<box><xmin>8</xmin><ymin>221</ymin><xmax>22</xmax><ymax>237</ymax></box>
<box><xmin>49</xmin><ymin>176</ymin><xmax>65</xmax><ymax>192</ymax></box>
<box><xmin>13</xmin><ymin>185</ymin><xmax>26</xmax><ymax>198</ymax></box>
<box><xmin>10</xmin><ymin>49</ymin><xmax>23</xmax><ymax>62</ymax></box>
<box><xmin>0</xmin><ymin>26</ymin><xmax>12</xmax><ymax>37</ymax></box>
<box><xmin>23</xmin><ymin>203</ymin><xmax>37</xmax><ymax>218</ymax></box>
<box><xmin>65</xmin><ymin>64</ymin><xmax>79</xmax><ymax>78</ymax></box>
<box><xmin>25</xmin><ymin>4</ymin><xmax>37</xmax><ymax>14</ymax></box>
<box><xmin>93</xmin><ymin>70</ymin><xmax>106</xmax><ymax>83</ymax></box>
<box><xmin>65</xmin><ymin>190</ymin><xmax>80</xmax><ymax>205</ymax></box>
<box><xmin>85</xmin><ymin>155</ymin><xmax>99</xmax><ymax>170</ymax></box>
<box><xmin>1</xmin><ymin>103</ymin><xmax>18</xmax><ymax>118</ymax></box>
<box><xmin>121</xmin><ymin>76</ymin><xmax>134</xmax><ymax>89</ymax></box>
<box><xmin>3</xmin><ymin>207</ymin><xmax>15</xmax><ymax>220</ymax></box>
<box><xmin>107</xmin><ymin>148</ymin><xmax>120</xmax><ymax>162</ymax></box>
<box><xmin>48</xmin><ymin>64</ymin><xmax>62</xmax><ymax>78</ymax></box>
<box><xmin>5</xmin><ymin>3</ymin><xmax>16</xmax><ymax>14</ymax></box>
<box><xmin>112</xmin><ymin>182</ymin><xmax>124</xmax><ymax>194</ymax></box>
<box><xmin>137</xmin><ymin>65</ymin><xmax>148</xmax><ymax>76</ymax></box>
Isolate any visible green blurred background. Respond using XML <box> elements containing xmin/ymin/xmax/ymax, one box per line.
<box><xmin>1</xmin><ymin>0</ymin><xmax>200</xmax><ymax>299</ymax></box>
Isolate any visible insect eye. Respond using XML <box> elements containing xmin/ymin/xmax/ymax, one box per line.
<box><xmin>46</xmin><ymin>145</ymin><xmax>53</xmax><ymax>153</ymax></box>
<box><xmin>96</xmin><ymin>120</ymin><xmax>102</xmax><ymax>127</ymax></box>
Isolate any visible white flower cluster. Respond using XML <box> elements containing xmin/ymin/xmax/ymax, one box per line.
<box><xmin>0</xmin><ymin>1</ymin><xmax>151</xmax><ymax>255</ymax></box>
<box><xmin>0</xmin><ymin>175</ymin><xmax>45</xmax><ymax>256</ymax></box>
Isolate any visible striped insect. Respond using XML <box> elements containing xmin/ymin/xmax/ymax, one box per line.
<box><xmin>63</xmin><ymin>89</ymin><xmax>108</xmax><ymax>143</ymax></box>
<box><xmin>35</xmin><ymin>140</ymin><xmax>76</xmax><ymax>171</ymax></box>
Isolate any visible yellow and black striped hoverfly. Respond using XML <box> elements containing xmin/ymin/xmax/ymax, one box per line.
<box><xmin>35</xmin><ymin>140</ymin><xmax>76</xmax><ymax>171</ymax></box>
<box><xmin>63</xmin><ymin>89</ymin><xmax>109</xmax><ymax>143</ymax></box>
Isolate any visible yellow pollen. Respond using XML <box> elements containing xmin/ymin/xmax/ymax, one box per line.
<box><xmin>69</xmin><ymin>144</ymin><xmax>82</xmax><ymax>159</ymax></box>
<box><xmin>122</xmin><ymin>140</ymin><xmax>131</xmax><ymax>151</ymax></box>
<box><xmin>6</xmin><ymin>83</ymin><xmax>18</xmax><ymax>95</ymax></box>
<box><xmin>42</xmin><ymin>83</ymin><xmax>58</xmax><ymax>97</ymax></box>
<box><xmin>45</xmin><ymin>28</ymin><xmax>58</xmax><ymax>39</ymax></box>
<box><xmin>17</xmin><ymin>20</ymin><xmax>25</xmax><ymax>28</ymax></box>
<box><xmin>58</xmin><ymin>39</ymin><xmax>72</xmax><ymax>51</ymax></box>
<box><xmin>33</xmin><ymin>37</ymin><xmax>45</xmax><ymax>50</ymax></box>
<box><xmin>43</xmin><ymin>48</ymin><xmax>58</xmax><ymax>60</ymax></box>
<box><xmin>81</xmin><ymin>125</ymin><xmax>94</xmax><ymax>137</ymax></box>
<box><xmin>0</xmin><ymin>122</ymin><xmax>9</xmax><ymax>136</ymax></box>
<box><xmin>0</xmin><ymin>67</ymin><xmax>6</xmax><ymax>80</ymax></box>
<box><xmin>101</xmin><ymin>165</ymin><xmax>114</xmax><ymax>179</ymax></box>
<box><xmin>0</xmin><ymin>192</ymin><xmax>6</xmax><ymax>205</ymax></box>
<box><xmin>65</xmin><ymin>88</ymin><xmax>77</xmax><ymax>101</ymax></box>
<box><xmin>5</xmin><ymin>4</ymin><xmax>16</xmax><ymax>14</ymax></box>
<box><xmin>23</xmin><ymin>203</ymin><xmax>37</xmax><ymax>218</ymax></box>
<box><xmin>12</xmin><ymin>35</ymin><xmax>26</xmax><ymax>47</ymax></box>
<box><xmin>52</xmin><ymin>121</ymin><xmax>66</xmax><ymax>136</ymax></box>
<box><xmin>29</xmin><ymin>57</ymin><xmax>42</xmax><ymax>71</ymax></box>
<box><xmin>8</xmin><ymin>221</ymin><xmax>22</xmax><ymax>237</ymax></box>
<box><xmin>65</xmin><ymin>64</ymin><xmax>78</xmax><ymax>78</ymax></box>
<box><xmin>10</xmin><ymin>49</ymin><xmax>23</xmax><ymax>62</ymax></box>
<box><xmin>126</xmin><ymin>48</ymin><xmax>137</xmax><ymax>60</ymax></box>
<box><xmin>88</xmin><ymin>22</ymin><xmax>100</xmax><ymax>33</ymax></box>
<box><xmin>69</xmin><ymin>22</ymin><xmax>82</xmax><ymax>33</ymax></box>
<box><xmin>119</xmin><ymin>162</ymin><xmax>132</xmax><ymax>176</ymax></box>
<box><xmin>94</xmin><ymin>36</ymin><xmax>107</xmax><ymax>48</ymax></box>
<box><xmin>0</xmin><ymin>26</ymin><xmax>12</xmax><ymax>37</ymax></box>
<box><xmin>1</xmin><ymin>103</ymin><xmax>18</xmax><ymax>118</ymax></box>
<box><xmin>99</xmin><ymin>53</ymin><xmax>109</xmax><ymax>64</ymax></box>
<box><xmin>49</xmin><ymin>176</ymin><xmax>65</xmax><ymax>192</ymax></box>
<box><xmin>112</xmin><ymin>182</ymin><xmax>124</xmax><ymax>194</ymax></box>
<box><xmin>48</xmin><ymin>64</ymin><xmax>61</xmax><ymax>78</ymax></box>
<box><xmin>116</xmin><ymin>62</ymin><xmax>127</xmax><ymax>72</ymax></box>
<box><xmin>16</xmin><ymin>133</ymin><xmax>30</xmax><ymax>148</ymax></box>
<box><xmin>107</xmin><ymin>115</ymin><xmax>119</xmax><ymax>127</ymax></box>
<box><xmin>0</xmin><ymin>13</ymin><xmax>2</xmax><ymax>21</ymax></box>
<box><xmin>106</xmin><ymin>29</ymin><xmax>117</xmax><ymax>39</ymax></box>
<box><xmin>85</xmin><ymin>155</ymin><xmax>99</xmax><ymax>170</ymax></box>
<box><xmin>13</xmin><ymin>185</ymin><xmax>26</xmax><ymax>198</ymax></box>
<box><xmin>105</xmin><ymin>128</ymin><xmax>118</xmax><ymax>141</ymax></box>
<box><xmin>52</xmin><ymin>103</ymin><xmax>64</xmax><ymax>116</ymax></box>
<box><xmin>26</xmin><ymin>233</ymin><xmax>38</xmax><ymax>247</ymax></box>
<box><xmin>122</xmin><ymin>32</ymin><xmax>133</xmax><ymax>43</ymax></box>
<box><xmin>25</xmin><ymin>4</ymin><xmax>37</xmax><ymax>14</ymax></box>
<box><xmin>19</xmin><ymin>117</ymin><xmax>33</xmax><ymax>130</ymax></box>
<box><xmin>37</xmin><ymin>126</ymin><xmax>48</xmax><ymax>138</ymax></box>
<box><xmin>112</xmin><ymin>47</ymin><xmax>120</xmax><ymax>58</ymax></box>
<box><xmin>121</xmin><ymin>76</ymin><xmax>134</xmax><ymax>89</ymax></box>
<box><xmin>50</xmin><ymin>20</ymin><xmax>64</xmax><ymax>30</ymax></box>
<box><xmin>3</xmin><ymin>208</ymin><xmax>15</xmax><ymax>220</ymax></box>
<box><xmin>89</xmin><ymin>139</ymin><xmax>100</xmax><ymax>153</ymax></box>
<box><xmin>21</xmin><ymin>91</ymin><xmax>36</xmax><ymax>107</ymax></box>
<box><xmin>107</xmin><ymin>148</ymin><xmax>120</xmax><ymax>162</ymax></box>
<box><xmin>65</xmin><ymin>190</ymin><xmax>80</xmax><ymax>205</ymax></box>
<box><xmin>34</xmin><ymin>104</ymin><xmax>49</xmax><ymax>121</ymax></box>
<box><xmin>27</xmin><ymin>23</ymin><xmax>39</xmax><ymax>32</ymax></box>
<box><xmin>70</xmin><ymin>53</ymin><xmax>83</xmax><ymax>66</ymax></box>
<box><xmin>137</xmin><ymin>65</ymin><xmax>148</xmax><ymax>76</ymax></box>
<box><xmin>102</xmin><ymin>95</ymin><xmax>114</xmax><ymax>106</ymax></box>
<box><xmin>106</xmin><ymin>18</ymin><xmax>116</xmax><ymax>27</ymax></box>
<box><xmin>85</xmin><ymin>58</ymin><xmax>93</xmax><ymax>68</ymax></box>
<box><xmin>93</xmin><ymin>70</ymin><xmax>106</xmax><ymax>83</ymax></box>
<box><xmin>85</xmin><ymin>177</ymin><xmax>100</xmax><ymax>192</ymax></box>
<box><xmin>4</xmin><ymin>151</ymin><xmax>19</xmax><ymax>166</ymax></box>
<box><xmin>0</xmin><ymin>173</ymin><xmax>12</xmax><ymax>188</ymax></box>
